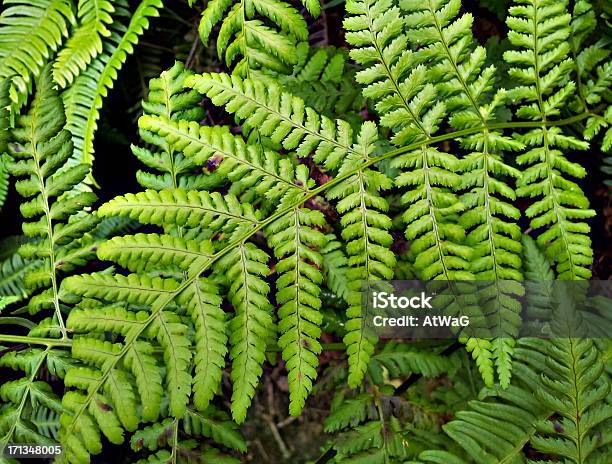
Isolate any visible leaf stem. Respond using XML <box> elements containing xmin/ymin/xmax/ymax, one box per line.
<box><xmin>0</xmin><ymin>334</ymin><xmax>72</xmax><ymax>347</ymax></box>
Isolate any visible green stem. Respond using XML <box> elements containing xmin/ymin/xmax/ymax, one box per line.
<box><xmin>0</xmin><ymin>334</ymin><xmax>347</xmax><ymax>352</ymax></box>
<box><xmin>0</xmin><ymin>334</ymin><xmax>72</xmax><ymax>347</ymax></box>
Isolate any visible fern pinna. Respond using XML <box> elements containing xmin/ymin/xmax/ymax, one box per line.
<box><xmin>0</xmin><ymin>0</ymin><xmax>609</xmax><ymax>462</ymax></box>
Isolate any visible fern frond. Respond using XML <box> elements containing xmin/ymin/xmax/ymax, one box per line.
<box><xmin>256</xmin><ymin>43</ymin><xmax>364</xmax><ymax>118</ymax></box>
<box><xmin>266</xmin><ymin>205</ymin><xmax>327</xmax><ymax>416</ymax></box>
<box><xmin>60</xmin><ymin>263</ymin><xmax>238</xmax><ymax>462</ymax></box>
<box><xmin>327</xmin><ymin>122</ymin><xmax>396</xmax><ymax>387</ymax></box>
<box><xmin>325</xmin><ymin>390</ymin><xmax>412</xmax><ymax>462</ymax></box>
<box><xmin>149</xmin><ymin>311</ymin><xmax>192</xmax><ymax>418</ymax></box>
<box><xmin>522</xmin><ymin>337</ymin><xmax>611</xmax><ymax>463</ymax></box>
<box><xmin>321</xmin><ymin>232</ymin><xmax>351</xmax><ymax>302</ymax></box>
<box><xmin>97</xmin><ymin>233</ymin><xmax>210</xmax><ymax>273</ymax></box>
<box><xmin>186</xmin><ymin>70</ymin><xmax>398</xmax><ymax>390</ymax></box>
<box><xmin>131</xmin><ymin>409</ymin><xmax>244</xmax><ymax>464</ymax></box>
<box><xmin>52</xmin><ymin>0</ymin><xmax>116</xmax><ymax>88</ymax></box>
<box><xmin>216</xmin><ymin>243</ymin><xmax>273</xmax><ymax>423</ymax></box>
<box><xmin>97</xmin><ymin>189</ymin><xmax>259</xmax><ymax>240</ymax></box>
<box><xmin>183</xmin><ymin>407</ymin><xmax>246</xmax><ymax>453</ymax></box>
<box><xmin>186</xmin><ymin>72</ymin><xmax>359</xmax><ymax>172</ymax></box>
<box><xmin>400</xmin><ymin>0</ymin><xmax>529</xmax><ymax>387</ymax></box>
<box><xmin>418</xmin><ymin>359</ymin><xmax>550</xmax><ymax>463</ymax></box>
<box><xmin>505</xmin><ymin>0</ymin><xmax>595</xmax><ymax>279</ymax></box>
<box><xmin>137</xmin><ymin>115</ymin><xmax>309</xmax><ymax>205</ymax></box>
<box><xmin>62</xmin><ymin>273</ymin><xmax>180</xmax><ymax>305</ymax></box>
<box><xmin>0</xmin><ymin>251</ymin><xmax>39</xmax><ymax>301</ymax></box>
<box><xmin>132</xmin><ymin>61</ymin><xmax>220</xmax><ymax>192</ymax></box>
<box><xmin>62</xmin><ymin>0</ymin><xmax>162</xmax><ymax>176</ymax></box>
<box><xmin>368</xmin><ymin>343</ymin><xmax>456</xmax><ymax>384</ymax></box>
<box><xmin>198</xmin><ymin>0</ymin><xmax>318</xmax><ymax>74</ymax></box>
<box><xmin>177</xmin><ymin>278</ymin><xmax>228</xmax><ymax>413</ymax></box>
<box><xmin>344</xmin><ymin>0</ymin><xmax>472</xmax><ymax>283</ymax></box>
<box><xmin>0</xmin><ymin>348</ymin><xmax>64</xmax><ymax>455</ymax></box>
<box><xmin>0</xmin><ymin>0</ymin><xmax>75</xmax><ymax>112</ymax></box>
<box><xmin>6</xmin><ymin>67</ymin><xmax>98</xmax><ymax>329</ymax></box>
<box><xmin>569</xmin><ymin>0</ymin><xmax>612</xmax><ymax>147</ymax></box>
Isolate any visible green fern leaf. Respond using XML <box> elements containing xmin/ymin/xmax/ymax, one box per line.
<box><xmin>177</xmin><ymin>278</ymin><xmax>228</xmax><ymax>412</ymax></box>
<box><xmin>52</xmin><ymin>0</ymin><xmax>116</xmax><ymax>88</ymax></box>
<box><xmin>62</xmin><ymin>0</ymin><xmax>162</xmax><ymax>176</ymax></box>
<box><xmin>266</xmin><ymin>206</ymin><xmax>327</xmax><ymax>415</ymax></box>
<box><xmin>6</xmin><ymin>67</ymin><xmax>98</xmax><ymax>327</ymax></box>
<box><xmin>505</xmin><ymin>0</ymin><xmax>595</xmax><ymax>279</ymax></box>
<box><xmin>216</xmin><ymin>243</ymin><xmax>273</xmax><ymax>423</ymax></box>
<box><xmin>326</xmin><ymin>122</ymin><xmax>396</xmax><ymax>388</ymax></box>
<box><xmin>0</xmin><ymin>0</ymin><xmax>75</xmax><ymax>112</ymax></box>
<box><xmin>198</xmin><ymin>0</ymin><xmax>317</xmax><ymax>74</ymax></box>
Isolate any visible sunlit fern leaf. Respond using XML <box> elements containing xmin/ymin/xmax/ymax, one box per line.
<box><xmin>68</xmin><ymin>306</ymin><xmax>163</xmax><ymax>421</ymax></box>
<box><xmin>136</xmin><ymin>115</ymin><xmax>310</xmax><ymax>206</ymax></box>
<box><xmin>62</xmin><ymin>273</ymin><xmax>180</xmax><ymax>306</ymax></box>
<box><xmin>59</xmin><ymin>313</ymin><xmax>174</xmax><ymax>461</ymax></box>
<box><xmin>504</xmin><ymin>0</ymin><xmax>595</xmax><ymax>280</ymax></box>
<box><xmin>0</xmin><ymin>0</ymin><xmax>75</xmax><ymax>113</ymax></box>
<box><xmin>345</xmin><ymin>0</ymin><xmax>525</xmax><ymax>388</ymax></box>
<box><xmin>321</xmin><ymin>232</ymin><xmax>351</xmax><ymax>303</ymax></box>
<box><xmin>53</xmin><ymin>0</ymin><xmax>117</xmax><ymax>88</ymax></box>
<box><xmin>6</xmin><ymin>67</ymin><xmax>99</xmax><ymax>324</ymax></box>
<box><xmin>186</xmin><ymin>68</ymin><xmax>395</xmax><ymax>392</ymax></box>
<box><xmin>148</xmin><ymin>311</ymin><xmax>192</xmax><ymax>418</ymax></box>
<box><xmin>198</xmin><ymin>0</ymin><xmax>318</xmax><ymax>74</ymax></box>
<box><xmin>57</xmin><ymin>180</ymin><xmax>264</xmax><ymax>461</ymax></box>
<box><xmin>97</xmin><ymin>189</ymin><xmax>260</xmax><ymax>241</ymax></box>
<box><xmin>266</xmin><ymin>203</ymin><xmax>327</xmax><ymax>416</ymax></box>
<box><xmin>216</xmin><ymin>243</ymin><xmax>273</xmax><ymax>423</ymax></box>
<box><xmin>62</xmin><ymin>0</ymin><xmax>163</xmax><ymax>180</ymax></box>
<box><xmin>344</xmin><ymin>0</ymin><xmax>471</xmax><ymax>282</ymax></box>
<box><xmin>183</xmin><ymin>407</ymin><xmax>246</xmax><ymax>453</ymax></box>
<box><xmin>176</xmin><ymin>277</ymin><xmax>228</xmax><ymax>412</ymax></box>
<box><xmin>401</xmin><ymin>0</ymin><xmax>527</xmax><ymax>385</ymax></box>
<box><xmin>327</xmin><ymin>122</ymin><xmax>396</xmax><ymax>388</ymax></box>
<box><xmin>256</xmin><ymin>43</ymin><xmax>364</xmax><ymax>119</ymax></box>
<box><xmin>184</xmin><ymin>75</ymin><xmax>397</xmax><ymax>391</ymax></box>
<box><xmin>185</xmin><ymin>72</ymin><xmax>358</xmax><ymax>172</ymax></box>
<box><xmin>133</xmin><ymin>62</ymin><xmax>223</xmax><ymax>193</ymax></box>
<box><xmin>139</xmin><ymin>76</ymin><xmax>336</xmax><ymax>419</ymax></box>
